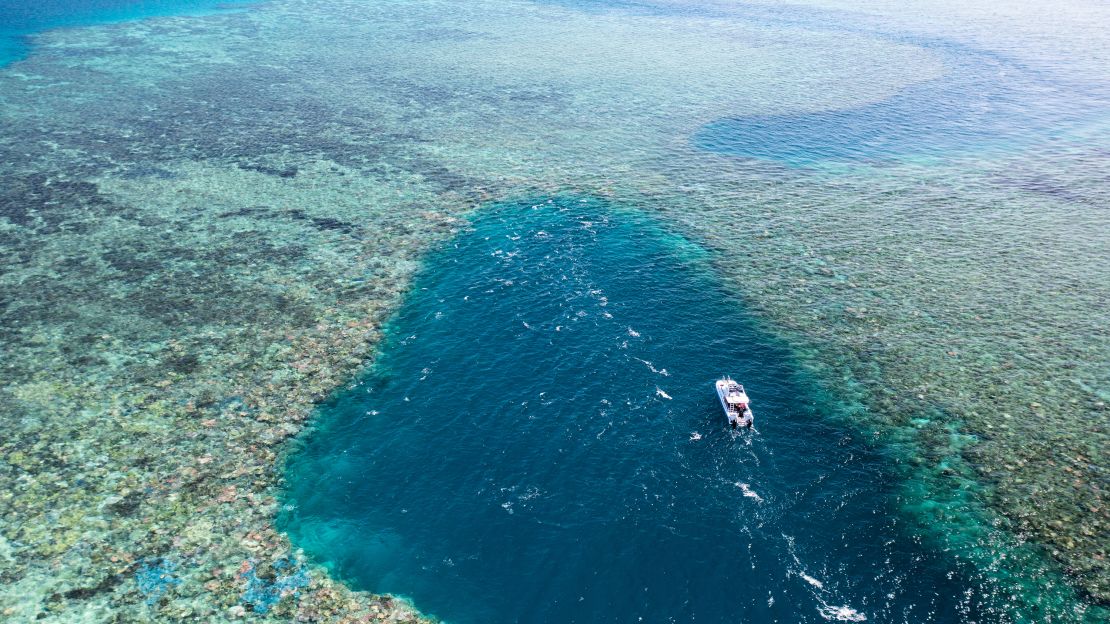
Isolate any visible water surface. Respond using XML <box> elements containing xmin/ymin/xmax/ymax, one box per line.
<box><xmin>2</xmin><ymin>0</ymin><xmax>1107</xmax><ymax>619</ymax></box>
<box><xmin>0</xmin><ymin>0</ymin><xmax>252</xmax><ymax>66</ymax></box>
<box><xmin>690</xmin><ymin>6</ymin><xmax>1102</xmax><ymax>164</ymax></box>
<box><xmin>281</xmin><ymin>196</ymin><xmax>987</xmax><ymax>623</ymax></box>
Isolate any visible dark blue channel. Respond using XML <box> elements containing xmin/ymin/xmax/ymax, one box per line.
<box><xmin>693</xmin><ymin>40</ymin><xmax>1084</xmax><ymax>165</ymax></box>
<box><xmin>539</xmin><ymin>0</ymin><xmax>1108</xmax><ymax>164</ymax></box>
<box><xmin>280</xmin><ymin>196</ymin><xmax>987</xmax><ymax>623</ymax></box>
<box><xmin>691</xmin><ymin>7</ymin><xmax>1107</xmax><ymax>164</ymax></box>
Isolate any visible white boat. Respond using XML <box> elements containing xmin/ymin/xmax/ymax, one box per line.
<box><xmin>716</xmin><ymin>376</ymin><xmax>753</xmax><ymax>429</ymax></box>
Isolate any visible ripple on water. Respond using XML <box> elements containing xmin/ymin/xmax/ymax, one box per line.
<box><xmin>281</xmin><ymin>195</ymin><xmax>989</xmax><ymax>623</ymax></box>
<box><xmin>0</xmin><ymin>0</ymin><xmax>255</xmax><ymax>67</ymax></box>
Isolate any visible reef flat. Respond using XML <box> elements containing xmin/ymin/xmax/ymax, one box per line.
<box><xmin>0</xmin><ymin>0</ymin><xmax>1108</xmax><ymax>621</ymax></box>
<box><xmin>0</xmin><ymin>8</ymin><xmax>472</xmax><ymax>620</ymax></box>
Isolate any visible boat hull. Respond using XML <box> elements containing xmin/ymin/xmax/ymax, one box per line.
<box><xmin>716</xmin><ymin>379</ymin><xmax>753</xmax><ymax>428</ymax></box>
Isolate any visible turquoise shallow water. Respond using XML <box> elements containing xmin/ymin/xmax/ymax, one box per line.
<box><xmin>0</xmin><ymin>0</ymin><xmax>252</xmax><ymax>66</ymax></box>
<box><xmin>281</xmin><ymin>196</ymin><xmax>988</xmax><ymax>623</ymax></box>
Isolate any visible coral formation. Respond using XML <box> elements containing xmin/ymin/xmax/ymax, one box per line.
<box><xmin>0</xmin><ymin>0</ymin><xmax>1106</xmax><ymax>621</ymax></box>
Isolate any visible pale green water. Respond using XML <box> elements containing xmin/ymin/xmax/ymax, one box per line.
<box><xmin>0</xmin><ymin>0</ymin><xmax>1107</xmax><ymax>620</ymax></box>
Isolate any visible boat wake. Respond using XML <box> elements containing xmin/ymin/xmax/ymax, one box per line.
<box><xmin>783</xmin><ymin>535</ymin><xmax>868</xmax><ymax>622</ymax></box>
<box><xmin>736</xmin><ymin>482</ymin><xmax>764</xmax><ymax>503</ymax></box>
<box><xmin>633</xmin><ymin>357</ymin><xmax>670</xmax><ymax>376</ymax></box>
<box><xmin>817</xmin><ymin>601</ymin><xmax>868</xmax><ymax>622</ymax></box>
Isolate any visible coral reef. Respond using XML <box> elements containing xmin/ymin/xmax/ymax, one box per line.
<box><xmin>0</xmin><ymin>158</ymin><xmax>461</xmax><ymax>621</ymax></box>
<box><xmin>0</xmin><ymin>0</ymin><xmax>1106</xmax><ymax>621</ymax></box>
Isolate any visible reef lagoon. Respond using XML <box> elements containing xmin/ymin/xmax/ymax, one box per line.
<box><xmin>1</xmin><ymin>0</ymin><xmax>1108</xmax><ymax>622</ymax></box>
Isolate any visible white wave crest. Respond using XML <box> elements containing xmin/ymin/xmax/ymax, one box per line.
<box><xmin>800</xmin><ymin>572</ymin><xmax>824</xmax><ymax>589</ymax></box>
<box><xmin>737</xmin><ymin>482</ymin><xmax>764</xmax><ymax>503</ymax></box>
<box><xmin>634</xmin><ymin>357</ymin><xmax>670</xmax><ymax>376</ymax></box>
<box><xmin>818</xmin><ymin>602</ymin><xmax>867</xmax><ymax>622</ymax></box>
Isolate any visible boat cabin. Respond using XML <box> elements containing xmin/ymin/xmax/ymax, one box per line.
<box><xmin>724</xmin><ymin>385</ymin><xmax>749</xmax><ymax>412</ymax></box>
<box><xmin>716</xmin><ymin>377</ymin><xmax>754</xmax><ymax>429</ymax></box>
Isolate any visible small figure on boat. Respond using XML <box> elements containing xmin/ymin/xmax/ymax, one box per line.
<box><xmin>715</xmin><ymin>376</ymin><xmax>753</xmax><ymax>429</ymax></box>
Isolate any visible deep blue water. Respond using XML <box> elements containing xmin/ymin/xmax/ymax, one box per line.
<box><xmin>693</xmin><ymin>39</ymin><xmax>1079</xmax><ymax>165</ymax></box>
<box><xmin>550</xmin><ymin>0</ymin><xmax>1110</xmax><ymax>167</ymax></box>
<box><xmin>0</xmin><ymin>0</ymin><xmax>252</xmax><ymax>66</ymax></box>
<box><xmin>537</xmin><ymin>1</ymin><xmax>1105</xmax><ymax>165</ymax></box>
<box><xmin>281</xmin><ymin>196</ymin><xmax>987</xmax><ymax>623</ymax></box>
<box><xmin>689</xmin><ymin>11</ymin><xmax>1103</xmax><ymax>165</ymax></box>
